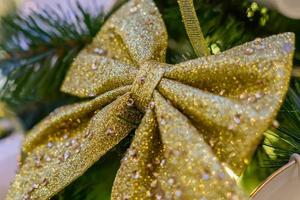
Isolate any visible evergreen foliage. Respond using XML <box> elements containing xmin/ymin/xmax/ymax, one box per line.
<box><xmin>264</xmin><ymin>79</ymin><xmax>300</xmax><ymax>168</ymax></box>
<box><xmin>0</xmin><ymin>2</ymin><xmax>106</xmax><ymax>128</ymax></box>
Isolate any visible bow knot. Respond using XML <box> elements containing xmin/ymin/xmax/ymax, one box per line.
<box><xmin>131</xmin><ymin>61</ymin><xmax>168</xmax><ymax>111</ymax></box>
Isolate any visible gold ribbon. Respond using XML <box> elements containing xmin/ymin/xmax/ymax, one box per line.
<box><xmin>7</xmin><ymin>0</ymin><xmax>294</xmax><ymax>199</ymax></box>
<box><xmin>177</xmin><ymin>0</ymin><xmax>210</xmax><ymax>57</ymax></box>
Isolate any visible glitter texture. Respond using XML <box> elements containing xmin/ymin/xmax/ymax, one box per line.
<box><xmin>7</xmin><ymin>0</ymin><xmax>294</xmax><ymax>199</ymax></box>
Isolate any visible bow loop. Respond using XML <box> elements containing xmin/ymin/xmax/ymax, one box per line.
<box><xmin>159</xmin><ymin>33</ymin><xmax>295</xmax><ymax>174</ymax></box>
<box><xmin>164</xmin><ymin>33</ymin><xmax>294</xmax><ymax>98</ymax></box>
<box><xmin>98</xmin><ymin>0</ymin><xmax>168</xmax><ymax>64</ymax></box>
<box><xmin>61</xmin><ymin>0</ymin><xmax>168</xmax><ymax>98</ymax></box>
<box><xmin>61</xmin><ymin>55</ymin><xmax>137</xmax><ymax>97</ymax></box>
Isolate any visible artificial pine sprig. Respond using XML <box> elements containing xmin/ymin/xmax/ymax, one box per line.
<box><xmin>0</xmin><ymin>1</ymin><xmax>106</xmax><ymax>115</ymax></box>
<box><xmin>263</xmin><ymin>78</ymin><xmax>300</xmax><ymax>167</ymax></box>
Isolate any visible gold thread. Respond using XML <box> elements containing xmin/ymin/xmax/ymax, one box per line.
<box><xmin>177</xmin><ymin>0</ymin><xmax>210</xmax><ymax>57</ymax></box>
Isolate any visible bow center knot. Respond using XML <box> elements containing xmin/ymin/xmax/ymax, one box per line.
<box><xmin>130</xmin><ymin>61</ymin><xmax>167</xmax><ymax>111</ymax></box>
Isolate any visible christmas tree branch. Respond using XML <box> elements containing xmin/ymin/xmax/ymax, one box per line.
<box><xmin>0</xmin><ymin>1</ymin><xmax>106</xmax><ymax>111</ymax></box>
<box><xmin>262</xmin><ymin>78</ymin><xmax>300</xmax><ymax>167</ymax></box>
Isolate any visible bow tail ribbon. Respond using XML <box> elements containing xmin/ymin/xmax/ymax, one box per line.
<box><xmin>112</xmin><ymin>91</ymin><xmax>248</xmax><ymax>199</ymax></box>
<box><xmin>8</xmin><ymin>88</ymin><xmax>143</xmax><ymax>200</ymax></box>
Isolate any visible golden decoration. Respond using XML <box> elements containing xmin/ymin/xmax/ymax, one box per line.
<box><xmin>177</xmin><ymin>0</ymin><xmax>210</xmax><ymax>56</ymax></box>
<box><xmin>7</xmin><ymin>0</ymin><xmax>295</xmax><ymax>199</ymax></box>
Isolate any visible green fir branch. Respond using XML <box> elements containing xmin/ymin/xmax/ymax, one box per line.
<box><xmin>262</xmin><ymin>78</ymin><xmax>300</xmax><ymax>167</ymax></box>
<box><xmin>0</xmin><ymin>1</ymin><xmax>106</xmax><ymax>113</ymax></box>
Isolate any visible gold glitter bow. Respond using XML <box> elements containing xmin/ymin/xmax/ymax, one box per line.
<box><xmin>7</xmin><ymin>0</ymin><xmax>295</xmax><ymax>199</ymax></box>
